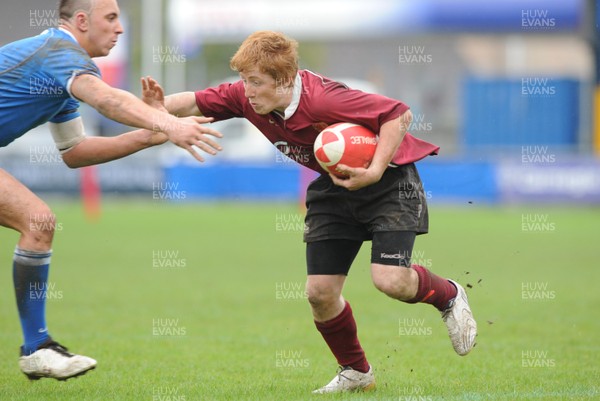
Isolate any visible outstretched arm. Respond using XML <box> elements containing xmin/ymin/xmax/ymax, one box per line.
<box><xmin>165</xmin><ymin>92</ymin><xmax>202</xmax><ymax>117</ymax></box>
<box><xmin>70</xmin><ymin>74</ymin><xmax>221</xmax><ymax>161</ymax></box>
<box><xmin>60</xmin><ymin>77</ymin><xmax>204</xmax><ymax>168</ymax></box>
<box><xmin>52</xmin><ymin>117</ymin><xmax>168</xmax><ymax>168</ymax></box>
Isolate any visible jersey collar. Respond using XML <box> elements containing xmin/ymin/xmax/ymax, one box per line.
<box><xmin>57</xmin><ymin>27</ymin><xmax>78</xmax><ymax>43</ymax></box>
<box><xmin>282</xmin><ymin>73</ymin><xmax>302</xmax><ymax>120</ymax></box>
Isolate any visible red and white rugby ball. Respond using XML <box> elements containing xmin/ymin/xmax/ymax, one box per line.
<box><xmin>314</xmin><ymin>123</ymin><xmax>378</xmax><ymax>177</ymax></box>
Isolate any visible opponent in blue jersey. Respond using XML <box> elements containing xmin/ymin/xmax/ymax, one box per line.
<box><xmin>0</xmin><ymin>0</ymin><xmax>222</xmax><ymax>381</ymax></box>
<box><xmin>0</xmin><ymin>27</ymin><xmax>101</xmax><ymax>147</ymax></box>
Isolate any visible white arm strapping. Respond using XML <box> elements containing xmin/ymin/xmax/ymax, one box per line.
<box><xmin>49</xmin><ymin>117</ymin><xmax>87</xmax><ymax>154</ymax></box>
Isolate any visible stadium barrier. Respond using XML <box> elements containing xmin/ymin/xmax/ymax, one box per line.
<box><xmin>163</xmin><ymin>159</ymin><xmax>600</xmax><ymax>204</ymax></box>
<box><xmin>2</xmin><ymin>156</ymin><xmax>600</xmax><ymax>204</ymax></box>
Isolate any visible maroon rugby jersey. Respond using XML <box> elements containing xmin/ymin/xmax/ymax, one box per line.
<box><xmin>195</xmin><ymin>70</ymin><xmax>439</xmax><ymax>174</ymax></box>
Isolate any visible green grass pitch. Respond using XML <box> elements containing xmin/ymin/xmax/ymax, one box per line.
<box><xmin>0</xmin><ymin>200</ymin><xmax>598</xmax><ymax>400</ymax></box>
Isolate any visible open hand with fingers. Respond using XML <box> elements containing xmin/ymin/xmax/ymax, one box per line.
<box><xmin>141</xmin><ymin>76</ymin><xmax>167</xmax><ymax>112</ymax></box>
<box><xmin>160</xmin><ymin>115</ymin><xmax>223</xmax><ymax>162</ymax></box>
<box><xmin>140</xmin><ymin>77</ymin><xmax>168</xmax><ymax>145</ymax></box>
<box><xmin>141</xmin><ymin>76</ymin><xmax>224</xmax><ymax>162</ymax></box>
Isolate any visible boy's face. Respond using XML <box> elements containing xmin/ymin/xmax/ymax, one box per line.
<box><xmin>239</xmin><ymin>69</ymin><xmax>292</xmax><ymax>115</ymax></box>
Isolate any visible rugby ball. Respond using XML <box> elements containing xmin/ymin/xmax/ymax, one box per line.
<box><xmin>314</xmin><ymin>123</ymin><xmax>378</xmax><ymax>177</ymax></box>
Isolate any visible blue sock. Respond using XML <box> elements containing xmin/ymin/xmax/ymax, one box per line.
<box><xmin>13</xmin><ymin>247</ymin><xmax>52</xmax><ymax>355</ymax></box>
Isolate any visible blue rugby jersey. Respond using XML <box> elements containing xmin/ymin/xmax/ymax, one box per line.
<box><xmin>0</xmin><ymin>28</ymin><xmax>101</xmax><ymax>148</ymax></box>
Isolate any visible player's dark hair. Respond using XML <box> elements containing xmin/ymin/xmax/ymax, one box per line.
<box><xmin>230</xmin><ymin>31</ymin><xmax>299</xmax><ymax>87</ymax></box>
<box><xmin>59</xmin><ymin>0</ymin><xmax>95</xmax><ymax>20</ymax></box>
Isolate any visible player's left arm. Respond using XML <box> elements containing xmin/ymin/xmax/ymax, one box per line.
<box><xmin>332</xmin><ymin>110</ymin><xmax>412</xmax><ymax>191</ymax></box>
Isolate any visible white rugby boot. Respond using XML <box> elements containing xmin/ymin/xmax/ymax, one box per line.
<box><xmin>19</xmin><ymin>338</ymin><xmax>97</xmax><ymax>381</ymax></box>
<box><xmin>441</xmin><ymin>279</ymin><xmax>477</xmax><ymax>356</ymax></box>
<box><xmin>312</xmin><ymin>365</ymin><xmax>375</xmax><ymax>394</ymax></box>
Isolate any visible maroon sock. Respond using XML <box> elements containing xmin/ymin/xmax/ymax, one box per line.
<box><xmin>314</xmin><ymin>301</ymin><xmax>369</xmax><ymax>373</ymax></box>
<box><xmin>407</xmin><ymin>265</ymin><xmax>458</xmax><ymax>311</ymax></box>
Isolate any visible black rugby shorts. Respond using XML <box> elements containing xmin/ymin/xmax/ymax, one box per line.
<box><xmin>303</xmin><ymin>163</ymin><xmax>429</xmax><ymax>243</ymax></box>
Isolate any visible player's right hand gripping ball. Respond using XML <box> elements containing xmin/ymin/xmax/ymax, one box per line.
<box><xmin>314</xmin><ymin>122</ymin><xmax>378</xmax><ymax>177</ymax></box>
